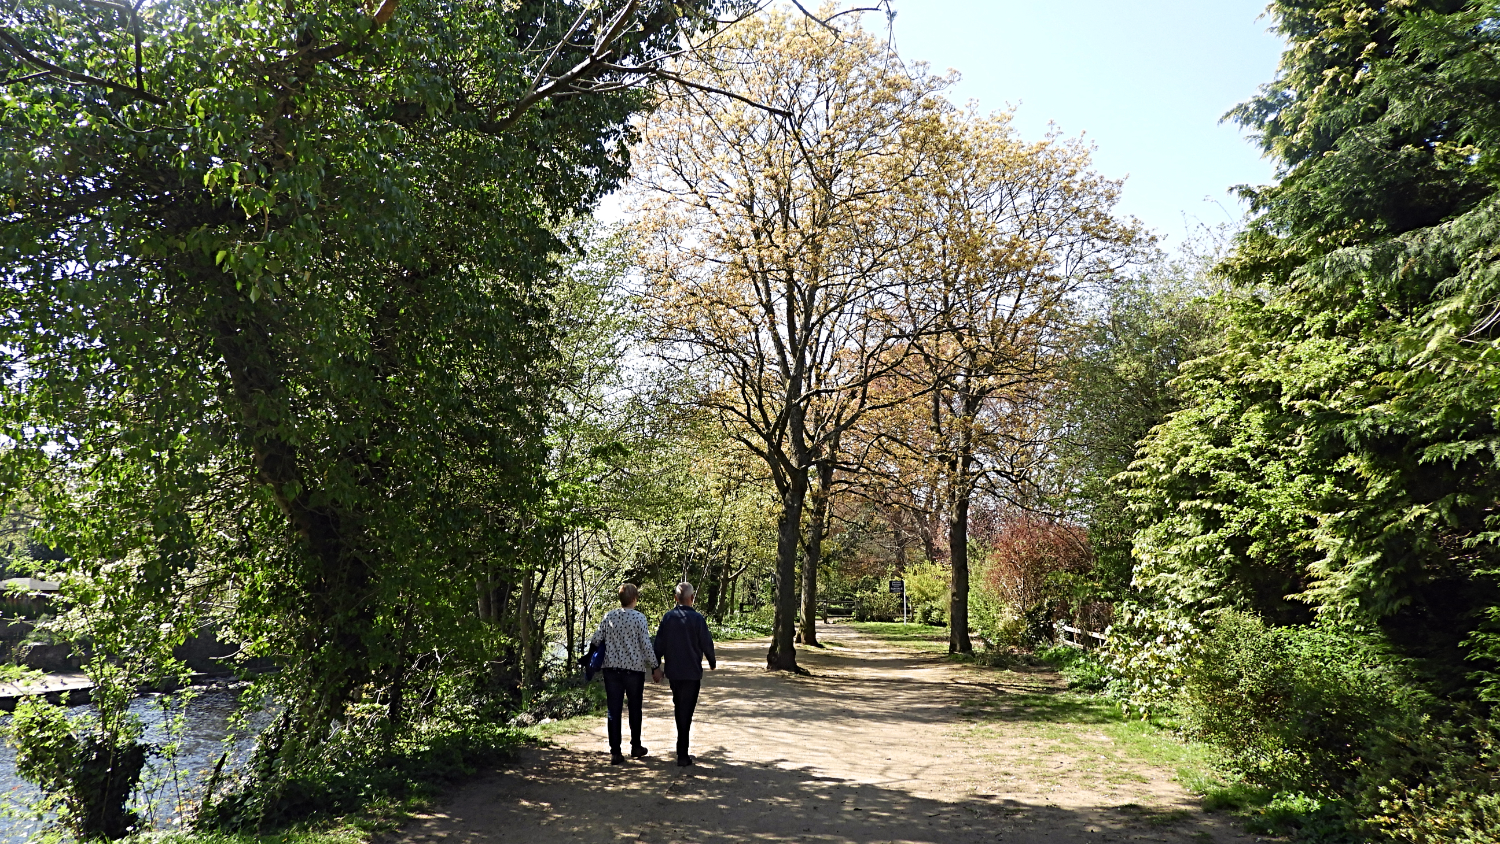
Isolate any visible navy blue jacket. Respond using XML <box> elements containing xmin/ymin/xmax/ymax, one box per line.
<box><xmin>654</xmin><ymin>605</ymin><xmax>716</xmax><ymax>681</ymax></box>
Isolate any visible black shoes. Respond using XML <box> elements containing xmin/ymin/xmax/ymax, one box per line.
<box><xmin>676</xmin><ymin>754</ymin><xmax>695</xmax><ymax>767</ymax></box>
<box><xmin>610</xmin><ymin>745</ymin><xmax>646</xmax><ymax>764</ymax></box>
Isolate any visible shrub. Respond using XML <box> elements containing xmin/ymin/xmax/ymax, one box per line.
<box><xmin>913</xmin><ymin>602</ymin><xmax>946</xmax><ymax>626</ymax></box>
<box><xmin>985</xmin><ymin>514</ymin><xmax>1092</xmax><ymax>612</ymax></box>
<box><xmin>854</xmin><ymin>592</ymin><xmax>900</xmax><ymax>622</ymax></box>
<box><xmin>1359</xmin><ymin>713</ymin><xmax>1500</xmax><ymax>843</ymax></box>
<box><xmin>904</xmin><ymin>561</ymin><xmax>948</xmax><ymax>608</ymax></box>
<box><xmin>1177</xmin><ymin>612</ymin><xmax>1417</xmax><ymax>795</ymax></box>
<box><xmin>5</xmin><ymin>698</ymin><xmax>148</xmax><ymax>840</ymax></box>
<box><xmin>968</xmin><ymin>571</ymin><xmax>1026</xmax><ymax>649</ymax></box>
<box><xmin>199</xmin><ymin>713</ymin><xmax>524</xmax><ymax>832</ymax></box>
<box><xmin>510</xmin><ymin>675</ymin><xmax>604</xmax><ymax>727</ymax></box>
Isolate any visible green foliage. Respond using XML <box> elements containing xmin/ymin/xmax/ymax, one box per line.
<box><xmin>904</xmin><ymin>561</ymin><xmax>948</xmax><ymax>626</ymax></box>
<box><xmin>1121</xmin><ymin>0</ymin><xmax>1500</xmax><ymax>746</ymax></box>
<box><xmin>1169</xmin><ymin>612</ymin><xmax>1500</xmax><ymax>842</ymax></box>
<box><xmin>1035</xmin><ymin>645</ymin><xmax>1112</xmax><ymax>693</ymax></box>
<box><xmin>5</xmin><ymin>698</ymin><xmax>148</xmax><ymax>840</ymax></box>
<box><xmin>1363</xmin><ymin>714</ymin><xmax>1500</xmax><ymax>843</ymax></box>
<box><xmin>1052</xmin><ymin>245</ymin><xmax>1226</xmax><ymax>602</ymax></box>
<box><xmin>1178</xmin><ymin>613</ymin><xmax>1418</xmax><ymax>794</ymax></box>
<box><xmin>0</xmin><ymin>0</ymin><xmax>741</xmax><ymax>825</ymax></box>
<box><xmin>853</xmin><ymin>592</ymin><xmax>901</xmax><ymax>622</ymax></box>
<box><xmin>967</xmin><ymin>565</ymin><xmax>1026</xmax><ymax>649</ymax></box>
<box><xmin>709</xmin><ymin>608</ymin><xmax>775</xmax><ymax>641</ymax></box>
<box><xmin>200</xmin><ymin>711</ymin><xmax>525</xmax><ymax>832</ymax></box>
<box><xmin>511</xmin><ymin>675</ymin><xmax>605</xmax><ymax>727</ymax></box>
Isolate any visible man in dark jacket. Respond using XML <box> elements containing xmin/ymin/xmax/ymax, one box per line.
<box><xmin>654</xmin><ymin>581</ymin><xmax>716</xmax><ymax>767</ymax></box>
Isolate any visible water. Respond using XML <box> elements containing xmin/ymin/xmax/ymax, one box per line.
<box><xmin>0</xmin><ymin>686</ymin><xmax>271</xmax><ymax>841</ymax></box>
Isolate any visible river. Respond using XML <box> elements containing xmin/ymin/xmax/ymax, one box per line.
<box><xmin>0</xmin><ymin>686</ymin><xmax>270</xmax><ymax>842</ymax></box>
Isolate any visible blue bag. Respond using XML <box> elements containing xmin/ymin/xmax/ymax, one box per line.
<box><xmin>584</xmin><ymin>641</ymin><xmax>606</xmax><ymax>681</ymax></box>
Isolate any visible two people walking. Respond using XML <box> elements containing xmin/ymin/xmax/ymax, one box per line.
<box><xmin>587</xmin><ymin>581</ymin><xmax>716</xmax><ymax>767</ymax></box>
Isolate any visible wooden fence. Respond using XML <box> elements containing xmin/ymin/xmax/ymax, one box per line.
<box><xmin>1056</xmin><ymin>622</ymin><xmax>1108</xmax><ymax>650</ymax></box>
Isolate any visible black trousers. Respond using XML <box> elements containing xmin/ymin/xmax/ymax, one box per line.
<box><xmin>602</xmin><ymin>667</ymin><xmax>645</xmax><ymax>754</ymax></box>
<box><xmin>669</xmin><ymin>678</ymin><xmax>701</xmax><ymax>758</ymax></box>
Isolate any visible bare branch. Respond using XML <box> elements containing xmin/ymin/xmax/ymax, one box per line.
<box><xmin>647</xmin><ymin>68</ymin><xmax>791</xmax><ymax>117</ymax></box>
<box><xmin>0</xmin><ymin>29</ymin><xmax>168</xmax><ymax>105</ymax></box>
<box><xmin>787</xmin><ymin>1</ymin><xmax>890</xmax><ymax>33</ymax></box>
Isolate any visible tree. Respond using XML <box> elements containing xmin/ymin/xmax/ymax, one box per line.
<box><xmin>1119</xmin><ymin>0</ymin><xmax>1500</xmax><ymax>707</ymax></box>
<box><xmin>1</xmin><ymin>0</ymin><xmax>745</xmax><ymax>825</ymax></box>
<box><xmin>1049</xmin><ymin>241</ymin><xmax>1226</xmax><ymax>606</ymax></box>
<box><xmin>886</xmin><ymin>113</ymin><xmax>1146</xmax><ymax>653</ymax></box>
<box><xmin>633</xmin><ymin>6</ymin><xmax>947</xmax><ymax>669</ymax></box>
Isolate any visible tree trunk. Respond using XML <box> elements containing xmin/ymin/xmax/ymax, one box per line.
<box><xmin>563</xmin><ymin>537</ymin><xmax>576</xmax><ymax>663</ymax></box>
<box><xmin>948</xmin><ymin>456</ymin><xmax>974</xmax><ymax>654</ymax></box>
<box><xmin>517</xmin><ymin>570</ymin><xmax>536</xmax><ymax>691</ymax></box>
<box><xmin>800</xmin><ymin>459</ymin><xmax>834</xmax><ymax>647</ymax></box>
<box><xmin>209</xmin><ymin>267</ymin><xmax>374</xmax><ymax>743</ymax></box>
<box><xmin>768</xmin><ymin>468</ymin><xmax>808</xmax><ymax>671</ymax></box>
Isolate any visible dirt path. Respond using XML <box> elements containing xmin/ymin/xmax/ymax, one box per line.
<box><xmin>393</xmin><ymin>623</ymin><xmax>1265</xmax><ymax>844</ymax></box>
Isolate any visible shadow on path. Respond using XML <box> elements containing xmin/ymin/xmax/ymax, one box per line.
<box><xmin>391</xmin><ymin>623</ymin><xmax>1264</xmax><ymax>844</ymax></box>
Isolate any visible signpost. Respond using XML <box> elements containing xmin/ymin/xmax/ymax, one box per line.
<box><xmin>889</xmin><ymin>579</ymin><xmax>906</xmax><ymax>624</ymax></box>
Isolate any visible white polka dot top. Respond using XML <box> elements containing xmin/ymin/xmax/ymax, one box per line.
<box><xmin>590</xmin><ymin>607</ymin><xmax>660</xmax><ymax>674</ymax></box>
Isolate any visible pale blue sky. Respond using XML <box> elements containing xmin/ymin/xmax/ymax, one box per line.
<box><xmin>885</xmin><ymin>0</ymin><xmax>1285</xmax><ymax>248</ymax></box>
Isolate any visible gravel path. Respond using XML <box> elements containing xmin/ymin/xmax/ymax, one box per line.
<box><xmin>392</xmin><ymin>623</ymin><xmax>1265</xmax><ymax>844</ymax></box>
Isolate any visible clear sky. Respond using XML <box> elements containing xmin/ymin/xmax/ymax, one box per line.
<box><xmin>883</xmin><ymin>0</ymin><xmax>1286</xmax><ymax>249</ymax></box>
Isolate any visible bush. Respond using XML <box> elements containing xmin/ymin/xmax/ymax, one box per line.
<box><xmin>1035</xmin><ymin>646</ymin><xmax>1111</xmax><ymax>692</ymax></box>
<box><xmin>510</xmin><ymin>675</ymin><xmax>604</xmax><ymax>727</ymax></box>
<box><xmin>5</xmin><ymin>698</ymin><xmax>148</xmax><ymax>840</ymax></box>
<box><xmin>199</xmin><ymin>714</ymin><xmax>524</xmax><ymax>832</ymax></box>
<box><xmin>1170</xmin><ymin>612</ymin><xmax>1500</xmax><ymax>842</ymax></box>
<box><xmin>1178</xmin><ymin>612</ymin><xmax>1417</xmax><ymax>795</ymax></box>
<box><xmin>854</xmin><ymin>592</ymin><xmax>900</xmax><ymax>622</ymax></box>
<box><xmin>968</xmin><ymin>576</ymin><xmax>1026</xmax><ymax>650</ymax></box>
<box><xmin>904</xmin><ymin>562</ymin><xmax>948</xmax><ymax>610</ymax></box>
<box><xmin>1359</xmin><ymin>713</ymin><xmax>1500</xmax><ymax>843</ymax></box>
<box><xmin>985</xmin><ymin>514</ymin><xmax>1092</xmax><ymax>612</ymax></box>
<box><xmin>913</xmin><ymin>602</ymin><xmax>946</xmax><ymax>626</ymax></box>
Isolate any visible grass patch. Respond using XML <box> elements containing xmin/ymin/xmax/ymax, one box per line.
<box><xmin>709</xmin><ymin>618</ymin><xmax>773</xmax><ymax>641</ymax></box>
<box><xmin>520</xmin><ymin>707</ymin><xmax>601</xmax><ymax>743</ymax></box>
<box><xmin>844</xmin><ymin>622</ymin><xmax>949</xmax><ymax>651</ymax></box>
<box><xmin>961</xmin><ymin>691</ymin><xmax>1216</xmax><ymax>786</ymax></box>
<box><xmin>1115</xmin><ymin>803</ymin><xmax>1194</xmax><ymax>827</ymax></box>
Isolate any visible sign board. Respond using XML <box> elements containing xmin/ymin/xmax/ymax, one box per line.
<box><xmin>888</xmin><ymin>579</ymin><xmax>904</xmax><ymax>594</ymax></box>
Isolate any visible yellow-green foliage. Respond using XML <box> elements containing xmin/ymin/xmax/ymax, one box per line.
<box><xmin>904</xmin><ymin>561</ymin><xmax>948</xmax><ymax>606</ymax></box>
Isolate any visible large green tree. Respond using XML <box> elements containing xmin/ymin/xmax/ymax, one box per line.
<box><xmin>1123</xmin><ymin>0</ymin><xmax>1500</xmax><ymax>702</ymax></box>
<box><xmin>1</xmin><ymin>0</ymin><xmax>738</xmax><ymax>828</ymax></box>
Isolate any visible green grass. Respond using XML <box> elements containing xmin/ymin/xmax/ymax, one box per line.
<box><xmin>958</xmin><ymin>690</ymin><xmax>1219</xmax><ymax>789</ymax></box>
<box><xmin>709</xmin><ymin>617</ymin><xmax>774</xmax><ymax>641</ymax></box>
<box><xmin>845</xmin><ymin>621</ymin><xmax>950</xmax><ymax>651</ymax></box>
<box><xmin>520</xmin><ymin>706</ymin><xmax>602</xmax><ymax>743</ymax></box>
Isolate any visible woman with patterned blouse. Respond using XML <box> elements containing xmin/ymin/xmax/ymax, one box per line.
<box><xmin>589</xmin><ymin>583</ymin><xmax>663</xmax><ymax>764</ymax></box>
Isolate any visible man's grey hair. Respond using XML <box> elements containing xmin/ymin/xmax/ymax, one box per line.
<box><xmin>674</xmin><ymin>581</ymin><xmax>696</xmax><ymax>602</ymax></box>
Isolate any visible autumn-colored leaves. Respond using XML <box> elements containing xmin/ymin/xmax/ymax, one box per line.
<box><xmin>630</xmin><ymin>8</ymin><xmax>1149</xmax><ymax>667</ymax></box>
